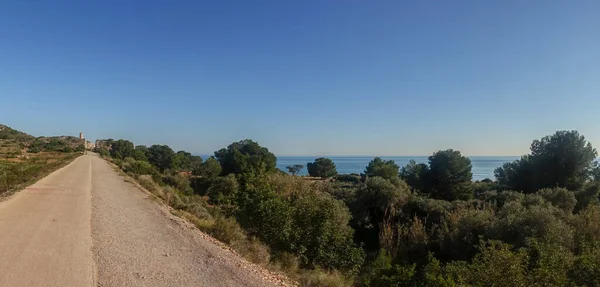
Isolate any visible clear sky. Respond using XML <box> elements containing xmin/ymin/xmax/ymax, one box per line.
<box><xmin>1</xmin><ymin>1</ymin><xmax>599</xmax><ymax>156</ymax></box>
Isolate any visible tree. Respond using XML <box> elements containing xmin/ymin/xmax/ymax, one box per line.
<box><xmin>364</xmin><ymin>157</ymin><xmax>399</xmax><ymax>181</ymax></box>
<box><xmin>400</xmin><ymin>160</ymin><xmax>429</xmax><ymax>191</ymax></box>
<box><xmin>110</xmin><ymin>139</ymin><xmax>134</xmax><ymax>159</ymax></box>
<box><xmin>172</xmin><ymin>150</ymin><xmax>193</xmax><ymax>171</ymax></box>
<box><xmin>214</xmin><ymin>139</ymin><xmax>277</xmax><ymax>175</ymax></box>
<box><xmin>307</xmin><ymin>157</ymin><xmax>338</xmax><ymax>178</ymax></box>
<box><xmin>495</xmin><ymin>131</ymin><xmax>598</xmax><ymax>193</ymax></box>
<box><xmin>194</xmin><ymin>157</ymin><xmax>222</xmax><ymax>178</ymax></box>
<box><xmin>189</xmin><ymin>155</ymin><xmax>203</xmax><ymax>173</ymax></box>
<box><xmin>147</xmin><ymin>144</ymin><xmax>175</xmax><ymax>172</ymax></box>
<box><xmin>530</xmin><ymin>130</ymin><xmax>597</xmax><ymax>191</ymax></box>
<box><xmin>286</xmin><ymin>164</ymin><xmax>304</xmax><ymax>176</ymax></box>
<box><xmin>426</xmin><ymin>149</ymin><xmax>473</xmax><ymax>201</ymax></box>
<box><xmin>132</xmin><ymin>145</ymin><xmax>148</xmax><ymax>161</ymax></box>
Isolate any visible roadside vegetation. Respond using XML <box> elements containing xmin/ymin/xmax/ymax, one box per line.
<box><xmin>99</xmin><ymin>130</ymin><xmax>600</xmax><ymax>286</ymax></box>
<box><xmin>0</xmin><ymin>124</ymin><xmax>83</xmax><ymax>196</ymax></box>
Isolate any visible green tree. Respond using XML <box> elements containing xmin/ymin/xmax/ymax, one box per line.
<box><xmin>496</xmin><ymin>131</ymin><xmax>597</xmax><ymax>193</ymax></box>
<box><xmin>172</xmin><ymin>150</ymin><xmax>193</xmax><ymax>171</ymax></box>
<box><xmin>194</xmin><ymin>157</ymin><xmax>222</xmax><ymax>178</ymax></box>
<box><xmin>147</xmin><ymin>144</ymin><xmax>175</xmax><ymax>172</ymax></box>
<box><xmin>400</xmin><ymin>160</ymin><xmax>429</xmax><ymax>191</ymax></box>
<box><xmin>426</xmin><ymin>149</ymin><xmax>473</xmax><ymax>201</ymax></box>
<box><xmin>214</xmin><ymin>139</ymin><xmax>277</xmax><ymax>175</ymax></box>
<box><xmin>364</xmin><ymin>157</ymin><xmax>399</xmax><ymax>181</ymax></box>
<box><xmin>530</xmin><ymin>130</ymin><xmax>597</xmax><ymax>191</ymax></box>
<box><xmin>207</xmin><ymin>174</ymin><xmax>238</xmax><ymax>205</ymax></box>
<box><xmin>307</xmin><ymin>157</ymin><xmax>337</xmax><ymax>178</ymax></box>
<box><xmin>286</xmin><ymin>164</ymin><xmax>304</xmax><ymax>176</ymax></box>
<box><xmin>189</xmin><ymin>155</ymin><xmax>203</xmax><ymax>173</ymax></box>
<box><xmin>110</xmin><ymin>139</ymin><xmax>134</xmax><ymax>159</ymax></box>
<box><xmin>290</xmin><ymin>193</ymin><xmax>365</xmax><ymax>273</ymax></box>
<box><xmin>132</xmin><ymin>145</ymin><xmax>148</xmax><ymax>161</ymax></box>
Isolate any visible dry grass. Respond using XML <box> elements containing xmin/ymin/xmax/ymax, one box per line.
<box><xmin>0</xmin><ymin>152</ymin><xmax>80</xmax><ymax>198</ymax></box>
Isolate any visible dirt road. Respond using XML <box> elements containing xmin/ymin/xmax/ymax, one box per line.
<box><xmin>0</xmin><ymin>154</ymin><xmax>279</xmax><ymax>287</ymax></box>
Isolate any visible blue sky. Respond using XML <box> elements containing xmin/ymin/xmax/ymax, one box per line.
<box><xmin>1</xmin><ymin>1</ymin><xmax>599</xmax><ymax>156</ymax></box>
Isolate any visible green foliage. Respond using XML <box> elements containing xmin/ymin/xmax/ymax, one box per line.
<box><xmin>110</xmin><ymin>139</ymin><xmax>134</xmax><ymax>159</ymax></box>
<box><xmin>207</xmin><ymin>174</ymin><xmax>238</xmax><ymax>205</ymax></box>
<box><xmin>214</xmin><ymin>139</ymin><xmax>277</xmax><ymax>175</ymax></box>
<box><xmin>95</xmin><ymin>147</ymin><xmax>110</xmax><ymax>157</ymax></box>
<box><xmin>575</xmin><ymin>182</ymin><xmax>600</xmax><ymax>212</ymax></box>
<box><xmin>455</xmin><ymin>240</ymin><xmax>529</xmax><ymax>287</ymax></box>
<box><xmin>172</xmin><ymin>151</ymin><xmax>200</xmax><ymax>171</ymax></box>
<box><xmin>496</xmin><ymin>131</ymin><xmax>598</xmax><ymax>193</ymax></box>
<box><xmin>336</xmin><ymin>174</ymin><xmax>361</xmax><ymax>184</ymax></box>
<box><xmin>162</xmin><ymin>172</ymin><xmax>193</xmax><ymax>195</ymax></box>
<box><xmin>75</xmin><ymin>144</ymin><xmax>85</xmax><ymax>152</ymax></box>
<box><xmin>364</xmin><ymin>157</ymin><xmax>399</xmax><ymax>181</ymax></box>
<box><xmin>400</xmin><ymin>160</ymin><xmax>429</xmax><ymax>191</ymax></box>
<box><xmin>132</xmin><ymin>145</ymin><xmax>148</xmax><ymax>161</ymax></box>
<box><xmin>356</xmin><ymin>177</ymin><xmax>410</xmax><ymax>224</ymax></box>
<box><xmin>123</xmin><ymin>159</ymin><xmax>157</xmax><ymax>175</ymax></box>
<box><xmin>286</xmin><ymin>164</ymin><xmax>304</xmax><ymax>176</ymax></box>
<box><xmin>307</xmin><ymin>157</ymin><xmax>337</xmax><ymax>178</ymax></box>
<box><xmin>0</xmin><ymin>125</ymin><xmax>34</xmax><ymax>142</ymax></box>
<box><xmin>290</xmin><ymin>193</ymin><xmax>365</xmax><ymax>273</ymax></box>
<box><xmin>495</xmin><ymin>156</ymin><xmax>535</xmax><ymax>193</ymax></box>
<box><xmin>194</xmin><ymin>156</ymin><xmax>222</xmax><ymax>178</ymax></box>
<box><xmin>569</xmin><ymin>246</ymin><xmax>600</xmax><ymax>286</ymax></box>
<box><xmin>100</xmin><ymin>130</ymin><xmax>600</xmax><ymax>286</ymax></box>
<box><xmin>29</xmin><ymin>137</ymin><xmax>78</xmax><ymax>153</ymax></box>
<box><xmin>536</xmin><ymin>187</ymin><xmax>576</xmax><ymax>214</ymax></box>
<box><xmin>147</xmin><ymin>144</ymin><xmax>175</xmax><ymax>172</ymax></box>
<box><xmin>426</xmin><ymin>149</ymin><xmax>473</xmax><ymax>201</ymax></box>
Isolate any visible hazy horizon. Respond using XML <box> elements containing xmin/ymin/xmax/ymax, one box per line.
<box><xmin>2</xmin><ymin>1</ymin><xmax>599</xmax><ymax>156</ymax></box>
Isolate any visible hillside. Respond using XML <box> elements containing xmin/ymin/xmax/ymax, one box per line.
<box><xmin>0</xmin><ymin>124</ymin><xmax>85</xmax><ymax>158</ymax></box>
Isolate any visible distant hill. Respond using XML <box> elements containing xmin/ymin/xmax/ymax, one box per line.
<box><xmin>0</xmin><ymin>124</ymin><xmax>85</xmax><ymax>157</ymax></box>
<box><xmin>0</xmin><ymin>124</ymin><xmax>35</xmax><ymax>142</ymax></box>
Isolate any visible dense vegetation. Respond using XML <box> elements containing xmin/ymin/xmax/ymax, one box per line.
<box><xmin>100</xmin><ymin>130</ymin><xmax>600</xmax><ymax>286</ymax></box>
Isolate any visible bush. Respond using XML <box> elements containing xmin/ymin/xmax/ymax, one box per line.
<box><xmin>207</xmin><ymin>174</ymin><xmax>238</xmax><ymax>205</ymax></box>
<box><xmin>536</xmin><ymin>187</ymin><xmax>576</xmax><ymax>214</ymax></box>
<box><xmin>290</xmin><ymin>193</ymin><xmax>365</xmax><ymax>273</ymax></box>
<box><xmin>124</xmin><ymin>159</ymin><xmax>158</xmax><ymax>176</ymax></box>
<box><xmin>162</xmin><ymin>173</ymin><xmax>193</xmax><ymax>195</ymax></box>
<box><xmin>336</xmin><ymin>174</ymin><xmax>361</xmax><ymax>184</ymax></box>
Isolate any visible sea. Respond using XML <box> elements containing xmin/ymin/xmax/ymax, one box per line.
<box><xmin>276</xmin><ymin>156</ymin><xmax>520</xmax><ymax>181</ymax></box>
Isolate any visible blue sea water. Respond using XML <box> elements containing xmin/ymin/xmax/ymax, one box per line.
<box><xmin>276</xmin><ymin>156</ymin><xmax>520</xmax><ymax>181</ymax></box>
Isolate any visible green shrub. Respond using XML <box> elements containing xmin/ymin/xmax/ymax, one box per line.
<box><xmin>207</xmin><ymin>174</ymin><xmax>238</xmax><ymax>205</ymax></box>
<box><xmin>124</xmin><ymin>159</ymin><xmax>158</xmax><ymax>176</ymax></box>
<box><xmin>290</xmin><ymin>193</ymin><xmax>365</xmax><ymax>273</ymax></box>
<box><xmin>162</xmin><ymin>173</ymin><xmax>193</xmax><ymax>195</ymax></box>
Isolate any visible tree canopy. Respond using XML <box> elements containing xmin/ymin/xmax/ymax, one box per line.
<box><xmin>147</xmin><ymin>144</ymin><xmax>175</xmax><ymax>172</ymax></box>
<box><xmin>425</xmin><ymin>149</ymin><xmax>473</xmax><ymax>201</ymax></box>
<box><xmin>110</xmin><ymin>139</ymin><xmax>134</xmax><ymax>159</ymax></box>
<box><xmin>214</xmin><ymin>139</ymin><xmax>277</xmax><ymax>175</ymax></box>
<box><xmin>194</xmin><ymin>156</ymin><xmax>222</xmax><ymax>178</ymax></box>
<box><xmin>364</xmin><ymin>157</ymin><xmax>399</xmax><ymax>181</ymax></box>
<box><xmin>495</xmin><ymin>130</ymin><xmax>598</xmax><ymax>193</ymax></box>
<box><xmin>399</xmin><ymin>160</ymin><xmax>429</xmax><ymax>191</ymax></box>
<box><xmin>132</xmin><ymin>145</ymin><xmax>148</xmax><ymax>161</ymax></box>
<box><xmin>307</xmin><ymin>157</ymin><xmax>338</xmax><ymax>178</ymax></box>
<box><xmin>286</xmin><ymin>164</ymin><xmax>304</xmax><ymax>176</ymax></box>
